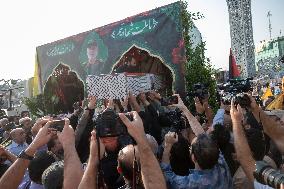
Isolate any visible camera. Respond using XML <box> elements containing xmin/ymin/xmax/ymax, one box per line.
<box><xmin>218</xmin><ymin>78</ymin><xmax>253</xmax><ymax>106</ymax></box>
<box><xmin>160</xmin><ymin>96</ymin><xmax>178</xmax><ymax>106</ymax></box>
<box><xmin>233</xmin><ymin>93</ymin><xmax>251</xmax><ymax>108</ymax></box>
<box><xmin>254</xmin><ymin>161</ymin><xmax>284</xmax><ymax>189</ymax></box>
<box><xmin>160</xmin><ymin>109</ymin><xmax>187</xmax><ymax>133</ymax></box>
<box><xmin>49</xmin><ymin>120</ymin><xmax>65</xmax><ymax>132</ymax></box>
<box><xmin>95</xmin><ymin>108</ymin><xmax>131</xmax><ymax>138</ymax></box>
<box><xmin>187</xmin><ymin>83</ymin><xmax>209</xmax><ymax>102</ymax></box>
<box><xmin>219</xmin><ymin>78</ymin><xmax>253</xmax><ymax>93</ymax></box>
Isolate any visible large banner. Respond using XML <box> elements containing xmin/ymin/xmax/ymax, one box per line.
<box><xmin>36</xmin><ymin>1</ymin><xmax>186</xmax><ymax>94</ymax></box>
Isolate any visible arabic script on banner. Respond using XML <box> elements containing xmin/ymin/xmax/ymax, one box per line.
<box><xmin>111</xmin><ymin>18</ymin><xmax>159</xmax><ymax>39</ymax></box>
<box><xmin>46</xmin><ymin>41</ymin><xmax>75</xmax><ymax>57</ymax></box>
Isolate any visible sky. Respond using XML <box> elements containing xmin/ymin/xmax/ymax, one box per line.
<box><xmin>0</xmin><ymin>0</ymin><xmax>283</xmax><ymax>80</ymax></box>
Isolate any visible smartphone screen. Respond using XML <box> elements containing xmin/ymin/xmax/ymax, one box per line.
<box><xmin>169</xmin><ymin>96</ymin><xmax>178</xmax><ymax>105</ymax></box>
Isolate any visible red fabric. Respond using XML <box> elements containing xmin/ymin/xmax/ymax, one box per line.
<box><xmin>230</xmin><ymin>49</ymin><xmax>240</xmax><ymax>78</ymax></box>
<box><xmin>172</xmin><ymin>39</ymin><xmax>185</xmax><ymax>64</ymax></box>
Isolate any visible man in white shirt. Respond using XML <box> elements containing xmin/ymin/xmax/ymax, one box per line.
<box><xmin>7</xmin><ymin>128</ymin><xmax>28</xmax><ymax>156</ymax></box>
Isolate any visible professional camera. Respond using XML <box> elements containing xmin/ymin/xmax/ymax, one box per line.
<box><xmin>219</xmin><ymin>78</ymin><xmax>253</xmax><ymax>93</ymax></box>
<box><xmin>94</xmin><ymin>108</ymin><xmax>130</xmax><ymax>138</ymax></box>
<box><xmin>188</xmin><ymin>83</ymin><xmax>209</xmax><ymax>102</ymax></box>
<box><xmin>160</xmin><ymin>109</ymin><xmax>187</xmax><ymax>133</ymax></box>
<box><xmin>254</xmin><ymin>161</ymin><xmax>284</xmax><ymax>189</ymax></box>
<box><xmin>218</xmin><ymin>78</ymin><xmax>253</xmax><ymax>106</ymax></box>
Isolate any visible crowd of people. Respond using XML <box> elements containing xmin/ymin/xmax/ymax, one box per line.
<box><xmin>0</xmin><ymin>89</ymin><xmax>284</xmax><ymax>189</ymax></box>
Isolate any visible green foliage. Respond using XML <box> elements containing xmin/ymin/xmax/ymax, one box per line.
<box><xmin>181</xmin><ymin>1</ymin><xmax>219</xmax><ymax>112</ymax></box>
<box><xmin>23</xmin><ymin>93</ymin><xmax>61</xmax><ymax>117</ymax></box>
<box><xmin>0</xmin><ymin>109</ymin><xmax>6</xmax><ymax>118</ymax></box>
<box><xmin>23</xmin><ymin>95</ymin><xmax>45</xmax><ymax>117</ymax></box>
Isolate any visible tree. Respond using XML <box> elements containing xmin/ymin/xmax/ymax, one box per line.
<box><xmin>181</xmin><ymin>1</ymin><xmax>219</xmax><ymax>112</ymax></box>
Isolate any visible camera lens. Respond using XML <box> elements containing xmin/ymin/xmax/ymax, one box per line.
<box><xmin>254</xmin><ymin>161</ymin><xmax>284</xmax><ymax>188</ymax></box>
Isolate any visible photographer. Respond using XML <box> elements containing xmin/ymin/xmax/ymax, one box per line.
<box><xmin>160</xmin><ymin>95</ymin><xmax>232</xmax><ymax>189</ymax></box>
<box><xmin>137</xmin><ymin>92</ymin><xmax>162</xmax><ymax>144</ymax></box>
<box><xmin>76</xmin><ymin>96</ymin><xmax>130</xmax><ymax>188</ymax></box>
<box><xmin>75</xmin><ymin>96</ymin><xmax>97</xmax><ymax>163</ymax></box>
<box><xmin>79</xmin><ymin>111</ymin><xmax>167</xmax><ymax>189</ymax></box>
<box><xmin>170</xmin><ymin>94</ymin><xmax>205</xmax><ymax>136</ymax></box>
<box><xmin>161</xmin><ymin>131</ymin><xmax>232</xmax><ymax>188</ymax></box>
<box><xmin>194</xmin><ymin>97</ymin><xmax>214</xmax><ymax>132</ymax></box>
<box><xmin>230</xmin><ymin>100</ymin><xmax>284</xmax><ymax>189</ymax></box>
<box><xmin>247</xmin><ymin>95</ymin><xmax>284</xmax><ymax>154</ymax></box>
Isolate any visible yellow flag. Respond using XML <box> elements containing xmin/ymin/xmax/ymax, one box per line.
<box><xmin>266</xmin><ymin>94</ymin><xmax>284</xmax><ymax>110</ymax></box>
<box><xmin>261</xmin><ymin>87</ymin><xmax>273</xmax><ymax>100</ymax></box>
<box><xmin>33</xmin><ymin>53</ymin><xmax>41</xmax><ymax>96</ymax></box>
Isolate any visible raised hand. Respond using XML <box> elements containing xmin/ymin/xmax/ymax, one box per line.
<box><xmin>170</xmin><ymin>94</ymin><xmax>186</xmax><ymax>111</ymax></box>
<box><xmin>128</xmin><ymin>91</ymin><xmax>136</xmax><ymax>103</ymax></box>
<box><xmin>89</xmin><ymin>131</ymin><xmax>105</xmax><ymax>162</ymax></box>
<box><xmin>0</xmin><ymin>145</ymin><xmax>6</xmax><ymax>157</ymax></box>
<box><xmin>138</xmin><ymin>92</ymin><xmax>147</xmax><ymax>103</ymax></box>
<box><xmin>31</xmin><ymin>117</ymin><xmax>51</xmax><ymax>136</ymax></box>
<box><xmin>120</xmin><ymin>96</ymin><xmax>129</xmax><ymax>111</ymax></box>
<box><xmin>107</xmin><ymin>99</ymin><xmax>114</xmax><ymax>110</ymax></box>
<box><xmin>87</xmin><ymin>96</ymin><xmax>97</xmax><ymax>110</ymax></box>
<box><xmin>151</xmin><ymin>91</ymin><xmax>162</xmax><ymax>100</ymax></box>
<box><xmin>230</xmin><ymin>100</ymin><xmax>244</xmax><ymax>125</ymax></box>
<box><xmin>119</xmin><ymin>111</ymin><xmax>145</xmax><ymax>142</ymax></box>
<box><xmin>57</xmin><ymin>118</ymin><xmax>75</xmax><ymax>148</ymax></box>
<box><xmin>194</xmin><ymin>97</ymin><xmax>205</xmax><ymax>114</ymax></box>
<box><xmin>246</xmin><ymin>94</ymin><xmax>259</xmax><ymax>111</ymax></box>
<box><xmin>164</xmin><ymin>132</ymin><xmax>178</xmax><ymax>148</ymax></box>
<box><xmin>29</xmin><ymin>121</ymin><xmax>56</xmax><ymax>151</ymax></box>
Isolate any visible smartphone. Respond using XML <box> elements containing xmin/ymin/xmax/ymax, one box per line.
<box><xmin>161</xmin><ymin>96</ymin><xmax>178</xmax><ymax>106</ymax></box>
<box><xmin>49</xmin><ymin>120</ymin><xmax>65</xmax><ymax>132</ymax></box>
<box><xmin>169</xmin><ymin>96</ymin><xmax>178</xmax><ymax>105</ymax></box>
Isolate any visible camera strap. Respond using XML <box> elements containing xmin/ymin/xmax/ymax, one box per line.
<box><xmin>132</xmin><ymin>145</ymin><xmax>140</xmax><ymax>189</ymax></box>
<box><xmin>96</xmin><ymin>133</ymin><xmax>106</xmax><ymax>189</ymax></box>
<box><xmin>259</xmin><ymin>111</ymin><xmax>262</xmax><ymax>126</ymax></box>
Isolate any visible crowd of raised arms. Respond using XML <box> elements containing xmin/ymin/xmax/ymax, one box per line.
<box><xmin>0</xmin><ymin>90</ymin><xmax>284</xmax><ymax>189</ymax></box>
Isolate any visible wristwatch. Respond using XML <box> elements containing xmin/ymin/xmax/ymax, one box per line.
<box><xmin>18</xmin><ymin>150</ymin><xmax>34</xmax><ymax>161</ymax></box>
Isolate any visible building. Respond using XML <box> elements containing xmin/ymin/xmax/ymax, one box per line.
<box><xmin>255</xmin><ymin>36</ymin><xmax>284</xmax><ymax>78</ymax></box>
<box><xmin>226</xmin><ymin>0</ymin><xmax>256</xmax><ymax>78</ymax></box>
<box><xmin>216</xmin><ymin>70</ymin><xmax>229</xmax><ymax>83</ymax></box>
<box><xmin>0</xmin><ymin>79</ymin><xmax>27</xmax><ymax>112</ymax></box>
